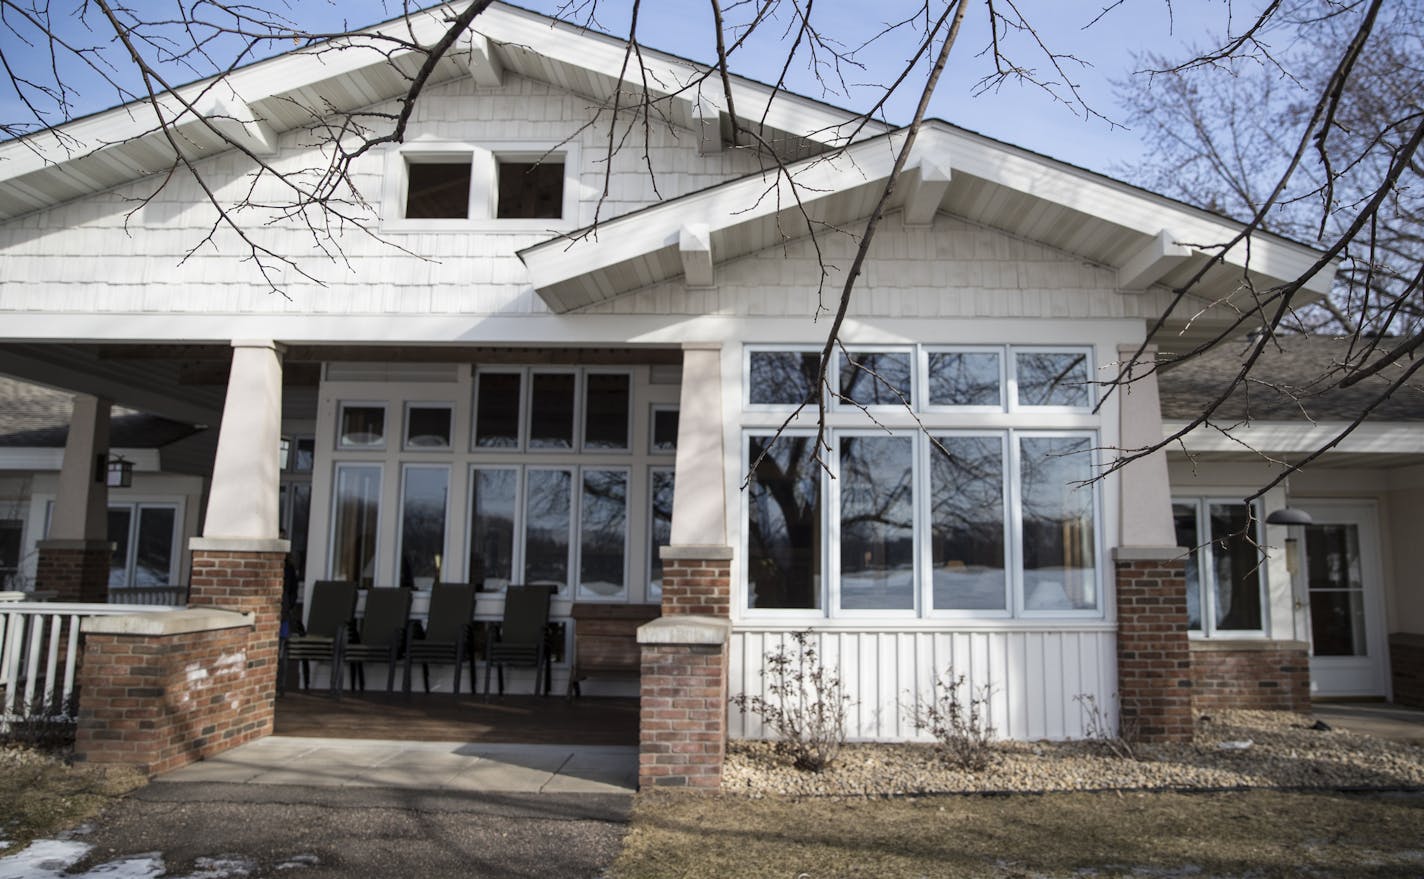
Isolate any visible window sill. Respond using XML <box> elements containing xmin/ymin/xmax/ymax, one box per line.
<box><xmin>1189</xmin><ymin>637</ymin><xmax>1309</xmax><ymax>652</ymax></box>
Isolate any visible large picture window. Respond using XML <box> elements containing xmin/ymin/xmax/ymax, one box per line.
<box><xmin>107</xmin><ymin>504</ymin><xmax>178</xmax><ymax>588</ymax></box>
<box><xmin>744</xmin><ymin>344</ymin><xmax>1101</xmax><ymax>619</ymax></box>
<box><xmin>1173</xmin><ymin>499</ymin><xmax>1265</xmax><ymax>635</ymax></box>
<box><xmin>331</xmin><ymin>464</ymin><xmax>381</xmax><ymax>588</ymax></box>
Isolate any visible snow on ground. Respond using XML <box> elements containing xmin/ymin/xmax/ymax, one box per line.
<box><xmin>0</xmin><ymin>841</ymin><xmax>318</xmax><ymax>879</ymax></box>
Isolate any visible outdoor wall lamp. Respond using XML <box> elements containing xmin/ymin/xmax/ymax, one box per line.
<box><xmin>105</xmin><ymin>455</ymin><xmax>134</xmax><ymax>488</ymax></box>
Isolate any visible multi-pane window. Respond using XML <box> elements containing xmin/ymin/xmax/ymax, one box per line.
<box><xmin>648</xmin><ymin>468</ymin><xmax>675</xmax><ymax>600</ymax></box>
<box><xmin>331</xmin><ymin>464</ymin><xmax>381</xmax><ymax>588</ymax></box>
<box><xmin>473</xmin><ymin>368</ymin><xmax>631</xmax><ymax>453</ymax></box>
<box><xmin>107</xmin><ymin>504</ymin><xmax>177</xmax><ymax>588</ymax></box>
<box><xmin>1172</xmin><ymin>499</ymin><xmax>1265</xmax><ymax>635</ymax></box>
<box><xmin>338</xmin><ymin>404</ymin><xmax>386</xmax><ymax>449</ymax></box>
<box><xmin>745</xmin><ymin>344</ymin><xmax>1100</xmax><ymax>618</ymax></box>
<box><xmin>398</xmin><ymin>465</ymin><xmax>449</xmax><ymax>589</ymax></box>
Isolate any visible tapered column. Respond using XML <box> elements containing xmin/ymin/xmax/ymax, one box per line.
<box><xmin>186</xmin><ymin>340</ymin><xmax>288</xmax><ymax>748</ymax></box>
<box><xmin>36</xmin><ymin>394</ymin><xmax>112</xmax><ymax>601</ymax></box>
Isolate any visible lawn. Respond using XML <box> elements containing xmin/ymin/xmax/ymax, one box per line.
<box><xmin>613</xmin><ymin>788</ymin><xmax>1424</xmax><ymax>878</ymax></box>
<box><xmin>0</xmin><ymin>746</ymin><xmax>145</xmax><ymax>855</ymax></box>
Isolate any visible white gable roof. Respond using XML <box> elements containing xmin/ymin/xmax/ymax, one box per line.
<box><xmin>518</xmin><ymin>123</ymin><xmax>1334</xmax><ymax>339</ymax></box>
<box><xmin>0</xmin><ymin>1</ymin><xmax>885</xmax><ymax>223</ymax></box>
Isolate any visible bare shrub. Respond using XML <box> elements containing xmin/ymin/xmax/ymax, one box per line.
<box><xmin>1074</xmin><ymin>692</ymin><xmax>1136</xmax><ymax>760</ymax></box>
<box><xmin>730</xmin><ymin>630</ymin><xmax>852</xmax><ymax>773</ymax></box>
<box><xmin>0</xmin><ymin>694</ymin><xmax>77</xmax><ymax>752</ymax></box>
<box><xmin>907</xmin><ymin>669</ymin><xmax>996</xmax><ymax>771</ymax></box>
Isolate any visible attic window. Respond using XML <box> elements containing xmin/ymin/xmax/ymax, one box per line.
<box><xmin>405</xmin><ymin>160</ymin><xmax>472</xmax><ymax>219</ymax></box>
<box><xmin>497</xmin><ymin>160</ymin><xmax>564</xmax><ymax>219</ymax></box>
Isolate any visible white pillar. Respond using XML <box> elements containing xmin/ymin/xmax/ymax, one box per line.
<box><xmin>49</xmin><ymin>394</ymin><xmax>111</xmax><ymax>541</ymax></box>
<box><xmin>669</xmin><ymin>343</ymin><xmax>728</xmax><ymax>549</ymax></box>
<box><xmin>199</xmin><ymin>340</ymin><xmax>284</xmax><ymax>544</ymax></box>
<box><xmin>1116</xmin><ymin>343</ymin><xmax>1178</xmax><ymax>550</ymax></box>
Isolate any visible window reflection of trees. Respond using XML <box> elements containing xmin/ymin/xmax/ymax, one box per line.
<box><xmin>839</xmin><ymin>435</ymin><xmax>915</xmax><ymax>609</ymax></box>
<box><xmin>1019</xmin><ymin>437</ymin><xmax>1095</xmax><ymax>610</ymax></box>
<box><xmin>927</xmin><ymin>352</ymin><xmax>1001</xmax><ymax>406</ymax></box>
<box><xmin>748</xmin><ymin>351</ymin><xmax>820</xmax><ymax>405</ymax></box>
<box><xmin>580</xmin><ymin>470</ymin><xmax>627</xmax><ymax>597</ymax></box>
<box><xmin>525</xmin><ymin>469</ymin><xmax>571</xmax><ymax>592</ymax></box>
<box><xmin>930</xmin><ymin>436</ymin><xmax>1006</xmax><ymax>610</ymax></box>
<box><xmin>400</xmin><ymin>468</ymin><xmax>448</xmax><ymax>588</ymax></box>
<box><xmin>469</xmin><ymin>469</ymin><xmax>516</xmax><ymax>590</ymax></box>
<box><xmin>747</xmin><ymin>435</ymin><xmax>821</xmax><ymax>609</ymax></box>
<box><xmin>838</xmin><ymin>352</ymin><xmax>912</xmax><ymax>406</ymax></box>
<box><xmin>1015</xmin><ymin>353</ymin><xmax>1089</xmax><ymax>407</ymax></box>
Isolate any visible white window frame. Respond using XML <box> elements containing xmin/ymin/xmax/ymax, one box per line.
<box><xmin>327</xmin><ymin>461</ymin><xmax>385</xmax><ymax>584</ymax></box>
<box><xmin>521</xmin><ymin>465</ymin><xmax>577</xmax><ymax>597</ymax></box>
<box><xmin>395</xmin><ymin>463</ymin><xmax>452</xmax><ymax>590</ymax></box>
<box><xmin>580</xmin><ymin>368</ymin><xmax>634</xmax><ymax>453</ymax></box>
<box><xmin>1175</xmin><ymin>496</ymin><xmax>1269</xmax><ymax>639</ymax></box>
<box><xmin>743</xmin><ymin>345</ymin><xmax>823</xmax><ymax>413</ymax></box>
<box><xmin>834</xmin><ymin>347</ymin><xmax>917</xmax><ymax>412</ymax></box>
<box><xmin>922</xmin><ymin>430</ymin><xmax>1013</xmax><ymax>620</ymax></box>
<box><xmin>574</xmin><ymin>466</ymin><xmax>632</xmax><ymax>602</ymax></box>
<box><xmin>920</xmin><ymin>346</ymin><xmax>1006</xmax><ymax>413</ymax></box>
<box><xmin>404</xmin><ymin>403</ymin><xmax>455</xmax><ymax>451</ymax></box>
<box><xmin>526</xmin><ymin>368</ymin><xmax>581</xmax><ymax>454</ymax></box>
<box><xmin>828</xmin><ymin>429</ymin><xmax>920</xmax><ymax>619</ymax></box>
<box><xmin>107</xmin><ymin>501</ymin><xmax>182</xmax><ymax>588</ymax></box>
<box><xmin>648</xmin><ymin>465</ymin><xmax>676</xmax><ymax>602</ymax></box>
<box><xmin>337</xmin><ymin>402</ymin><xmax>388</xmax><ymax>451</ymax></box>
<box><xmin>468</xmin><ymin>464</ymin><xmax>524</xmax><ymax>594</ymax></box>
<box><xmin>1008</xmin><ymin>346</ymin><xmax>1096</xmax><ymax>413</ymax></box>
<box><xmin>742</xmin><ymin>429</ymin><xmax>825</xmax><ymax>620</ymax></box>
<box><xmin>382</xmin><ymin>140</ymin><xmax>581</xmax><ymax>232</ymax></box>
<box><xmin>649</xmin><ymin>404</ymin><xmax>679</xmax><ymax>455</ymax></box>
<box><xmin>1011</xmin><ymin>430</ymin><xmax>1104</xmax><ymax>619</ymax></box>
<box><xmin>472</xmin><ymin>368</ymin><xmax>526</xmax><ymax>452</ymax></box>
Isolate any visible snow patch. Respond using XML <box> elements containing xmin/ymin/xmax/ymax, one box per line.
<box><xmin>0</xmin><ymin>842</ymin><xmax>312</xmax><ymax>879</ymax></box>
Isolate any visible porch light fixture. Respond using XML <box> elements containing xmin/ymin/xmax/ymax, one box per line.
<box><xmin>1265</xmin><ymin>506</ymin><xmax>1313</xmax><ymax>526</ymax></box>
<box><xmin>106</xmin><ymin>456</ymin><xmax>134</xmax><ymax>488</ymax></box>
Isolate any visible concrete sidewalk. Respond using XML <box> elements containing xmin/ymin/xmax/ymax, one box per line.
<box><xmin>157</xmin><ymin>735</ymin><xmax>638</xmax><ymax>794</ymax></box>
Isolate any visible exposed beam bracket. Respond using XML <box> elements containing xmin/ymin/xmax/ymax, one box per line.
<box><xmin>692</xmin><ymin>98</ymin><xmax>726</xmax><ymax>155</ymax></box>
<box><xmin>902</xmin><ymin>157</ymin><xmax>951</xmax><ymax>226</ymax></box>
<box><xmin>191</xmin><ymin>92</ymin><xmax>278</xmax><ymax>157</ymax></box>
<box><xmin>1118</xmin><ymin>228</ymin><xmax>1193</xmax><ymax>291</ymax></box>
<box><xmin>679</xmin><ymin>223</ymin><xmax>714</xmax><ymax>288</ymax></box>
<box><xmin>463</xmin><ymin>32</ymin><xmax>504</xmax><ymax>87</ymax></box>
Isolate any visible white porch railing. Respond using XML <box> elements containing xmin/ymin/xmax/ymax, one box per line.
<box><xmin>109</xmin><ymin>585</ymin><xmax>190</xmax><ymax>606</ymax></box>
<box><xmin>0</xmin><ymin>601</ymin><xmax>177</xmax><ymax>731</ymax></box>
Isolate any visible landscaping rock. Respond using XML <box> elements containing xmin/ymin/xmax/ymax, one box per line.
<box><xmin>722</xmin><ymin>710</ymin><xmax>1424</xmax><ymax>797</ymax></box>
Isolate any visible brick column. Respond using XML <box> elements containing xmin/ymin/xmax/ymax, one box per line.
<box><xmin>75</xmin><ymin>608</ymin><xmax>261</xmax><ymax>775</ymax></box>
<box><xmin>637</xmin><ymin>615</ymin><xmax>730</xmax><ymax>789</ymax></box>
<box><xmin>34</xmin><ymin>540</ymin><xmax>110</xmax><ymax>603</ymax></box>
<box><xmin>189</xmin><ymin>541</ymin><xmax>286</xmax><ymax>717</ymax></box>
<box><xmin>1115</xmin><ymin>549</ymin><xmax>1194</xmax><ymax>742</ymax></box>
<box><xmin>659</xmin><ymin>546</ymin><xmax>733</xmax><ymax>616</ymax></box>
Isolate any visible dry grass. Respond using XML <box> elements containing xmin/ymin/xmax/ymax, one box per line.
<box><xmin>613</xmin><ymin>788</ymin><xmax>1424</xmax><ymax>878</ymax></box>
<box><xmin>0</xmin><ymin>746</ymin><xmax>146</xmax><ymax>855</ymax></box>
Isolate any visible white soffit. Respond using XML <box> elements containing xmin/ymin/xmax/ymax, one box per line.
<box><xmin>519</xmin><ymin>123</ymin><xmax>1332</xmax><ymax>314</ymax></box>
<box><xmin>1164</xmin><ymin>420</ymin><xmax>1424</xmax><ymax>457</ymax></box>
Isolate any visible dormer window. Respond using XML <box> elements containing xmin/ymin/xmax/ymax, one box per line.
<box><xmin>405</xmin><ymin>159</ymin><xmax>472</xmax><ymax>219</ymax></box>
<box><xmin>387</xmin><ymin>142</ymin><xmax>579</xmax><ymax>228</ymax></box>
<box><xmin>497</xmin><ymin>160</ymin><xmax>564</xmax><ymax>219</ymax></box>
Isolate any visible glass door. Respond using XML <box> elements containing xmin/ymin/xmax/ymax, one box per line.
<box><xmin>1299</xmin><ymin>502</ymin><xmax>1387</xmax><ymax>697</ymax></box>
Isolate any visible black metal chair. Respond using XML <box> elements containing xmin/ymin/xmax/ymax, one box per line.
<box><xmin>284</xmin><ymin>580</ymin><xmax>358</xmax><ymax>695</ymax></box>
<box><xmin>483</xmin><ymin>584</ymin><xmax>555</xmax><ymax>698</ymax></box>
<box><xmin>402</xmin><ymin>583</ymin><xmax>478</xmax><ymax>696</ymax></box>
<box><xmin>343</xmin><ymin>587</ymin><xmax>413</xmax><ymax>693</ymax></box>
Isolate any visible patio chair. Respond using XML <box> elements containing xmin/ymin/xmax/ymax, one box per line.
<box><xmin>483</xmin><ymin>583</ymin><xmax>556</xmax><ymax>699</ymax></box>
<box><xmin>343</xmin><ymin>587</ymin><xmax>413</xmax><ymax>693</ymax></box>
<box><xmin>402</xmin><ymin>582</ymin><xmax>478</xmax><ymax>696</ymax></box>
<box><xmin>284</xmin><ymin>580</ymin><xmax>358</xmax><ymax>695</ymax></box>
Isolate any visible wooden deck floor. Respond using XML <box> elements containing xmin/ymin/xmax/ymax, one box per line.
<box><xmin>274</xmin><ymin>692</ymin><xmax>639</xmax><ymax>746</ymax></box>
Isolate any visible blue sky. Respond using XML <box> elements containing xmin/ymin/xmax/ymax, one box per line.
<box><xmin>0</xmin><ymin>0</ymin><xmax>1265</xmax><ymax>178</ymax></box>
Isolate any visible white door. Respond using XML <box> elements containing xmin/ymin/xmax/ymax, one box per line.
<box><xmin>1298</xmin><ymin>501</ymin><xmax>1388</xmax><ymax>698</ymax></box>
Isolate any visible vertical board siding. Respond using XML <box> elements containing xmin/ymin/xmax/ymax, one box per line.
<box><xmin>728</xmin><ymin>627</ymin><xmax>1116</xmax><ymax>742</ymax></box>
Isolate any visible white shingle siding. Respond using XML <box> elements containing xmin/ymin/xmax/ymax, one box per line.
<box><xmin>0</xmin><ymin>74</ymin><xmax>766</xmax><ymax>320</ymax></box>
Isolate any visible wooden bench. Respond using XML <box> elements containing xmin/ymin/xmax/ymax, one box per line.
<box><xmin>567</xmin><ymin>603</ymin><xmax>661</xmax><ymax>698</ymax></box>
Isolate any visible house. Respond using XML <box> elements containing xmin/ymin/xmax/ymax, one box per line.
<box><xmin>0</xmin><ymin>0</ymin><xmax>1417</xmax><ymax>785</ymax></box>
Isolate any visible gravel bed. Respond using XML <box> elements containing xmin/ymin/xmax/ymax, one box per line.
<box><xmin>723</xmin><ymin>710</ymin><xmax>1424</xmax><ymax>797</ymax></box>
